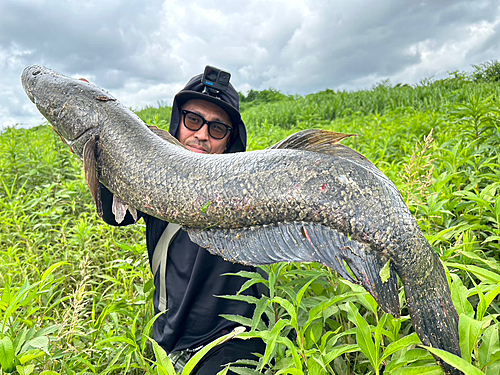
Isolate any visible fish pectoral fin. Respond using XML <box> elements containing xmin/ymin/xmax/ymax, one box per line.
<box><xmin>83</xmin><ymin>136</ymin><xmax>103</xmax><ymax>217</ymax></box>
<box><xmin>112</xmin><ymin>195</ymin><xmax>138</xmax><ymax>224</ymax></box>
<box><xmin>186</xmin><ymin>221</ymin><xmax>400</xmax><ymax>316</ymax></box>
<box><xmin>147</xmin><ymin>125</ymin><xmax>188</xmax><ymax>149</ymax></box>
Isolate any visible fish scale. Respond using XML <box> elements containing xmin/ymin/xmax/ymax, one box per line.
<box><xmin>22</xmin><ymin>65</ymin><xmax>462</xmax><ymax>375</ymax></box>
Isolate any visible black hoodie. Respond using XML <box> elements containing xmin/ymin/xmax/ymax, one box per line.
<box><xmin>100</xmin><ymin>73</ymin><xmax>259</xmax><ymax>353</ymax></box>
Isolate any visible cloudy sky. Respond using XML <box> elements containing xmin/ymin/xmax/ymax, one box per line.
<box><xmin>1</xmin><ymin>0</ymin><xmax>500</xmax><ymax>129</ymax></box>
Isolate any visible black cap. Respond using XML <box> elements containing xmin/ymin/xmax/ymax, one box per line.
<box><xmin>169</xmin><ymin>72</ymin><xmax>247</xmax><ymax>154</ymax></box>
<box><xmin>174</xmin><ymin>74</ymin><xmax>241</xmax><ymax>127</ymax></box>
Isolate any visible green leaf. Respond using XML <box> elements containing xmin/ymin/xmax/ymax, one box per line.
<box><xmin>24</xmin><ymin>336</ymin><xmax>49</xmax><ymax>355</ymax></box>
<box><xmin>424</xmin><ymin>345</ymin><xmax>486</xmax><ymax>375</ymax></box>
<box><xmin>450</xmin><ymin>274</ymin><xmax>474</xmax><ymax>318</ymax></box>
<box><xmin>40</xmin><ymin>261</ymin><xmax>70</xmax><ymax>281</ymax></box>
<box><xmin>1</xmin><ymin>280</ymin><xmax>37</xmax><ymax>331</ymax></box>
<box><xmin>146</xmin><ymin>337</ymin><xmax>176</xmax><ymax>375</ymax></box>
<box><xmin>0</xmin><ymin>336</ymin><xmax>16</xmax><ymax>372</ymax></box>
<box><xmin>16</xmin><ymin>364</ymin><xmax>35</xmax><ymax>375</ymax></box>
<box><xmin>305</xmin><ymin>319</ymin><xmax>323</xmax><ymax>349</ymax></box>
<box><xmin>183</xmin><ymin>328</ymin><xmax>246</xmax><ymax>375</ymax></box>
<box><xmin>305</xmin><ymin>291</ymin><xmax>361</xmax><ymax>334</ymax></box>
<box><xmin>251</xmin><ymin>296</ymin><xmax>270</xmax><ymax>331</ymax></box>
<box><xmin>385</xmin><ymin>348</ymin><xmax>434</xmax><ymax>373</ymax></box>
<box><xmin>380</xmin><ymin>260</ymin><xmax>391</xmax><ymax>283</ymax></box>
<box><xmin>18</xmin><ymin>350</ymin><xmax>46</xmax><ymax>365</ymax></box>
<box><xmin>269</xmin><ymin>335</ymin><xmax>302</xmax><ymax>371</ymax></box>
<box><xmin>218</xmin><ymin>294</ymin><xmax>259</xmax><ymax>305</ymax></box>
<box><xmin>95</xmin><ymin>335</ymin><xmax>137</xmax><ymax>348</ymax></box>
<box><xmin>295</xmin><ymin>275</ymin><xmax>319</xmax><ymax>308</ymax></box>
<box><xmin>323</xmin><ymin>344</ymin><xmax>359</xmax><ymax>365</ymax></box>
<box><xmin>478</xmin><ymin>324</ymin><xmax>499</xmax><ymax>371</ymax></box>
<box><xmin>481</xmin><ymin>284</ymin><xmax>500</xmax><ymax>320</ymax></box>
<box><xmin>390</xmin><ymin>364</ymin><xmax>442</xmax><ymax>375</ymax></box>
<box><xmin>306</xmin><ymin>355</ymin><xmax>325</xmax><ymax>375</ymax></box>
<box><xmin>259</xmin><ymin>319</ymin><xmax>290</xmax><ymax>370</ymax></box>
<box><xmin>358</xmin><ymin>292</ymin><xmax>379</xmax><ymax>315</ymax></box>
<box><xmin>219</xmin><ymin>314</ymin><xmax>253</xmax><ymax>328</ymax></box>
<box><xmin>271</xmin><ymin>297</ymin><xmax>298</xmax><ymax>331</ymax></box>
<box><xmin>347</xmin><ymin>302</ymin><xmax>378</xmax><ymax>371</ymax></box>
<box><xmin>459</xmin><ymin>314</ymin><xmax>483</xmax><ymax>363</ymax></box>
<box><xmin>447</xmin><ymin>263</ymin><xmax>500</xmax><ymax>283</ymax></box>
<box><xmin>200</xmin><ymin>201</ymin><xmax>211</xmax><ymax>213</ymax></box>
<box><xmin>140</xmin><ymin>311</ymin><xmax>165</xmax><ymax>352</ymax></box>
<box><xmin>381</xmin><ymin>333</ymin><xmax>421</xmax><ymax>362</ymax></box>
<box><xmin>216</xmin><ymin>367</ymin><xmax>230</xmax><ymax>375</ymax></box>
<box><xmin>223</xmin><ymin>366</ymin><xmax>261</xmax><ymax>374</ymax></box>
<box><xmin>374</xmin><ymin>313</ymin><xmax>388</xmax><ymax>351</ymax></box>
<box><xmin>275</xmin><ymin>369</ymin><xmax>305</xmax><ymax>375</ymax></box>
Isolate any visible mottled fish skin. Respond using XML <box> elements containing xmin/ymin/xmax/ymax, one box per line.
<box><xmin>21</xmin><ymin>65</ymin><xmax>462</xmax><ymax>374</ymax></box>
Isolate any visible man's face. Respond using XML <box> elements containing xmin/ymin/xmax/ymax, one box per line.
<box><xmin>178</xmin><ymin>99</ymin><xmax>232</xmax><ymax>154</ymax></box>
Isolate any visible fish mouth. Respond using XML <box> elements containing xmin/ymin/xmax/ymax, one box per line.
<box><xmin>21</xmin><ymin>65</ymin><xmax>44</xmax><ymax>103</ymax></box>
<box><xmin>22</xmin><ymin>65</ymin><xmax>101</xmax><ymax>144</ymax></box>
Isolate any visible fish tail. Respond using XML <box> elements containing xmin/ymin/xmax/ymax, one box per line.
<box><xmin>401</xmin><ymin>237</ymin><xmax>462</xmax><ymax>375</ymax></box>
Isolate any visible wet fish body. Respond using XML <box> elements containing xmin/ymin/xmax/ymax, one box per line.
<box><xmin>22</xmin><ymin>65</ymin><xmax>462</xmax><ymax>374</ymax></box>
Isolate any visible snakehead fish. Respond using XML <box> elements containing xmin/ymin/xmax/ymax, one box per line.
<box><xmin>22</xmin><ymin>65</ymin><xmax>461</xmax><ymax>374</ymax></box>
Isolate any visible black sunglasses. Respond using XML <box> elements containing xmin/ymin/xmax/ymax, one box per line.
<box><xmin>181</xmin><ymin>110</ymin><xmax>233</xmax><ymax>140</ymax></box>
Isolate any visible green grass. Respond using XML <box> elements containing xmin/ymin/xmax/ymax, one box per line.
<box><xmin>1</xmin><ymin>66</ymin><xmax>499</xmax><ymax>374</ymax></box>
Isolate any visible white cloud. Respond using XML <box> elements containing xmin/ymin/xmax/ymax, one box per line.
<box><xmin>1</xmin><ymin>0</ymin><xmax>500</xmax><ymax>129</ymax></box>
<box><xmin>390</xmin><ymin>17</ymin><xmax>500</xmax><ymax>84</ymax></box>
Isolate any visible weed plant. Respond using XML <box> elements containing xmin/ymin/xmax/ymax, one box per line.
<box><xmin>1</xmin><ymin>67</ymin><xmax>499</xmax><ymax>374</ymax></box>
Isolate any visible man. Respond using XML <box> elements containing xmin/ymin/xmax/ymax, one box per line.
<box><xmin>99</xmin><ymin>68</ymin><xmax>265</xmax><ymax>374</ymax></box>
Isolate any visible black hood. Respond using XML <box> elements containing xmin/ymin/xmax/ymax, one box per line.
<box><xmin>169</xmin><ymin>73</ymin><xmax>247</xmax><ymax>153</ymax></box>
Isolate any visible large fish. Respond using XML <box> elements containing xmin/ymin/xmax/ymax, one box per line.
<box><xmin>22</xmin><ymin>65</ymin><xmax>461</xmax><ymax>374</ymax></box>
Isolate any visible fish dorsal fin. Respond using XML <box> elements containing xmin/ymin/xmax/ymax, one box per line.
<box><xmin>269</xmin><ymin>129</ymin><xmax>355</xmax><ymax>153</ymax></box>
<box><xmin>269</xmin><ymin>129</ymin><xmax>397</xmax><ymax>189</ymax></box>
<box><xmin>269</xmin><ymin>129</ymin><xmax>372</xmax><ymax>165</ymax></box>
<box><xmin>147</xmin><ymin>125</ymin><xmax>188</xmax><ymax>149</ymax></box>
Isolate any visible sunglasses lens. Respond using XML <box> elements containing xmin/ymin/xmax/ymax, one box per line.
<box><xmin>209</xmin><ymin>123</ymin><xmax>228</xmax><ymax>139</ymax></box>
<box><xmin>184</xmin><ymin>113</ymin><xmax>203</xmax><ymax>131</ymax></box>
<box><xmin>182</xmin><ymin>110</ymin><xmax>231</xmax><ymax>139</ymax></box>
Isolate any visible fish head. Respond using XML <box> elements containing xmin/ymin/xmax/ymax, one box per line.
<box><xmin>21</xmin><ymin>65</ymin><xmax>103</xmax><ymax>155</ymax></box>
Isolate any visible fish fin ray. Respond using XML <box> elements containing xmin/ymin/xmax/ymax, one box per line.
<box><xmin>268</xmin><ymin>129</ymin><xmax>394</xmax><ymax>184</ymax></box>
<box><xmin>112</xmin><ymin>195</ymin><xmax>127</xmax><ymax>224</ymax></box>
<box><xmin>128</xmin><ymin>206</ymin><xmax>138</xmax><ymax>221</ymax></box>
<box><xmin>269</xmin><ymin>129</ymin><xmax>401</xmax><ymax>193</ymax></box>
<box><xmin>187</xmin><ymin>222</ymin><xmax>399</xmax><ymax>315</ymax></box>
<box><xmin>269</xmin><ymin>129</ymin><xmax>354</xmax><ymax>152</ymax></box>
<box><xmin>83</xmin><ymin>136</ymin><xmax>103</xmax><ymax>217</ymax></box>
<box><xmin>112</xmin><ymin>195</ymin><xmax>139</xmax><ymax>224</ymax></box>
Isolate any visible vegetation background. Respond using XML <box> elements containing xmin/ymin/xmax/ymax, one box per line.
<box><xmin>0</xmin><ymin>61</ymin><xmax>499</xmax><ymax>374</ymax></box>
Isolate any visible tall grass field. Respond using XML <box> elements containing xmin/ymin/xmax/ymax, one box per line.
<box><xmin>1</xmin><ymin>62</ymin><xmax>499</xmax><ymax>374</ymax></box>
